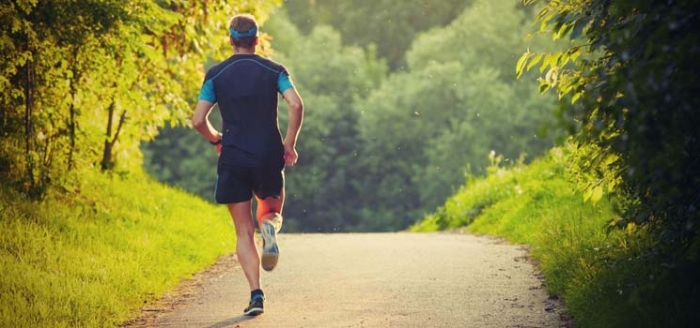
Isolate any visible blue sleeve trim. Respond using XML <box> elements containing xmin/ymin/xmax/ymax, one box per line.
<box><xmin>198</xmin><ymin>79</ymin><xmax>216</xmax><ymax>103</ymax></box>
<box><xmin>278</xmin><ymin>73</ymin><xmax>294</xmax><ymax>93</ymax></box>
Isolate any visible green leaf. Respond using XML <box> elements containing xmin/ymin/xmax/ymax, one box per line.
<box><xmin>527</xmin><ymin>53</ymin><xmax>543</xmax><ymax>71</ymax></box>
<box><xmin>516</xmin><ymin>51</ymin><xmax>531</xmax><ymax>77</ymax></box>
<box><xmin>570</xmin><ymin>19</ymin><xmax>586</xmax><ymax>40</ymax></box>
<box><xmin>555</xmin><ymin>22</ymin><xmax>573</xmax><ymax>40</ymax></box>
<box><xmin>540</xmin><ymin>53</ymin><xmax>554</xmax><ymax>73</ymax></box>
<box><xmin>589</xmin><ymin>185</ymin><xmax>604</xmax><ymax>204</ymax></box>
<box><xmin>571</xmin><ymin>91</ymin><xmax>582</xmax><ymax>104</ymax></box>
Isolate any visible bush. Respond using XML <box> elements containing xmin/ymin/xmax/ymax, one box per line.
<box><xmin>0</xmin><ymin>169</ymin><xmax>235</xmax><ymax>327</ymax></box>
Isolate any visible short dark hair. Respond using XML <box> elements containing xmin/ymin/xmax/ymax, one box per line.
<box><xmin>230</xmin><ymin>14</ymin><xmax>258</xmax><ymax>49</ymax></box>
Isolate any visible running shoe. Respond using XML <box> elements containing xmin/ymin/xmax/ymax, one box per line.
<box><xmin>243</xmin><ymin>294</ymin><xmax>264</xmax><ymax>316</ymax></box>
<box><xmin>260</xmin><ymin>220</ymin><xmax>279</xmax><ymax>271</ymax></box>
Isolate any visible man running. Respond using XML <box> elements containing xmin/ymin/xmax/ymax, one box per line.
<box><xmin>191</xmin><ymin>13</ymin><xmax>304</xmax><ymax>316</ymax></box>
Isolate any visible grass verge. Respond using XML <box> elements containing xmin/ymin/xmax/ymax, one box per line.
<box><xmin>412</xmin><ymin>147</ymin><xmax>699</xmax><ymax>327</ymax></box>
<box><xmin>0</xmin><ymin>169</ymin><xmax>234</xmax><ymax>327</ymax></box>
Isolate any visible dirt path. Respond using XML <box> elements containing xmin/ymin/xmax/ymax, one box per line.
<box><xmin>123</xmin><ymin>233</ymin><xmax>562</xmax><ymax>328</ymax></box>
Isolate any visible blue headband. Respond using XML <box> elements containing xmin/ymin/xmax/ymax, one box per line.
<box><xmin>229</xmin><ymin>26</ymin><xmax>258</xmax><ymax>39</ymax></box>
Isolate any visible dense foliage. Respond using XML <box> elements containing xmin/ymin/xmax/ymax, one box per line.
<box><xmin>513</xmin><ymin>1</ymin><xmax>700</xmax><ymax>325</ymax></box>
<box><xmin>517</xmin><ymin>0</ymin><xmax>699</xmax><ymax>266</ymax></box>
<box><xmin>0</xmin><ymin>0</ymin><xmax>281</xmax><ymax>199</ymax></box>
<box><xmin>354</xmin><ymin>0</ymin><xmax>561</xmax><ymax>229</ymax></box>
<box><xmin>283</xmin><ymin>0</ymin><xmax>472</xmax><ymax>71</ymax></box>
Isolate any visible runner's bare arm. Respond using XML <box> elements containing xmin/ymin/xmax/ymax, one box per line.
<box><xmin>282</xmin><ymin>88</ymin><xmax>303</xmax><ymax>166</ymax></box>
<box><xmin>192</xmin><ymin>100</ymin><xmax>222</xmax><ymax>152</ymax></box>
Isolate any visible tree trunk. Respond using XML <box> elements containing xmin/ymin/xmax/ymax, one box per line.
<box><xmin>68</xmin><ymin>46</ymin><xmax>80</xmax><ymax>171</ymax></box>
<box><xmin>24</xmin><ymin>50</ymin><xmax>36</xmax><ymax>195</ymax></box>
<box><xmin>101</xmin><ymin>100</ymin><xmax>115</xmax><ymax>171</ymax></box>
<box><xmin>101</xmin><ymin>97</ymin><xmax>127</xmax><ymax>171</ymax></box>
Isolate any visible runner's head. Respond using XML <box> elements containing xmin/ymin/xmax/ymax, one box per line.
<box><xmin>229</xmin><ymin>14</ymin><xmax>259</xmax><ymax>50</ymax></box>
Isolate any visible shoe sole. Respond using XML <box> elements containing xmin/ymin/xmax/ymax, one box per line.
<box><xmin>243</xmin><ymin>306</ymin><xmax>264</xmax><ymax>316</ymax></box>
<box><xmin>261</xmin><ymin>221</ymin><xmax>279</xmax><ymax>271</ymax></box>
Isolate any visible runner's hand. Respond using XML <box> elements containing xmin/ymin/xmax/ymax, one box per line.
<box><xmin>284</xmin><ymin>146</ymin><xmax>298</xmax><ymax>166</ymax></box>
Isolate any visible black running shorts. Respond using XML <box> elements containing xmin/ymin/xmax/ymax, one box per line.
<box><xmin>215</xmin><ymin>161</ymin><xmax>285</xmax><ymax>204</ymax></box>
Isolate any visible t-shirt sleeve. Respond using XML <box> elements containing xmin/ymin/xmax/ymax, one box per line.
<box><xmin>277</xmin><ymin>71</ymin><xmax>294</xmax><ymax>94</ymax></box>
<box><xmin>197</xmin><ymin>78</ymin><xmax>216</xmax><ymax>103</ymax></box>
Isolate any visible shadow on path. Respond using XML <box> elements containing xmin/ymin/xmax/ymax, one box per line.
<box><xmin>207</xmin><ymin>315</ymin><xmax>254</xmax><ymax>328</ymax></box>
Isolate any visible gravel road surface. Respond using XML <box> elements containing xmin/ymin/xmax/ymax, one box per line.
<box><xmin>124</xmin><ymin>233</ymin><xmax>561</xmax><ymax>328</ymax></box>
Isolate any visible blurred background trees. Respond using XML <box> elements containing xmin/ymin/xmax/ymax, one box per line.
<box><xmin>143</xmin><ymin>0</ymin><xmax>561</xmax><ymax>232</ymax></box>
<box><xmin>283</xmin><ymin>0</ymin><xmax>471</xmax><ymax>71</ymax></box>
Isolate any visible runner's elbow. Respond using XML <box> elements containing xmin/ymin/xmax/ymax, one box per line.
<box><xmin>192</xmin><ymin>114</ymin><xmax>206</xmax><ymax>129</ymax></box>
<box><xmin>290</xmin><ymin>101</ymin><xmax>303</xmax><ymax>115</ymax></box>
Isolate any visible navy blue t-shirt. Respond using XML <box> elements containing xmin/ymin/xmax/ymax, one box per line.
<box><xmin>198</xmin><ymin>54</ymin><xmax>294</xmax><ymax>166</ymax></box>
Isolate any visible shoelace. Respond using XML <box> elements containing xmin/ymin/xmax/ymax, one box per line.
<box><xmin>250</xmin><ymin>294</ymin><xmax>265</xmax><ymax>303</ymax></box>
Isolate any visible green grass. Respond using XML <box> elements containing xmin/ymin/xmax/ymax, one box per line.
<box><xmin>0</xmin><ymin>169</ymin><xmax>234</xmax><ymax>327</ymax></box>
<box><xmin>412</xmin><ymin>147</ymin><xmax>700</xmax><ymax>327</ymax></box>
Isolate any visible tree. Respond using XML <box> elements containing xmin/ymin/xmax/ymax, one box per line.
<box><xmin>283</xmin><ymin>0</ymin><xmax>473</xmax><ymax>70</ymax></box>
<box><xmin>516</xmin><ymin>1</ymin><xmax>700</xmax><ymax>325</ymax></box>
<box><xmin>517</xmin><ymin>0</ymin><xmax>700</xmax><ymax>249</ymax></box>
<box><xmin>1</xmin><ymin>0</ymin><xmax>140</xmax><ymax>197</ymax></box>
<box><xmin>1</xmin><ymin>0</ymin><xmax>282</xmax><ymax>199</ymax></box>
<box><xmin>356</xmin><ymin>0</ymin><xmax>560</xmax><ymax>228</ymax></box>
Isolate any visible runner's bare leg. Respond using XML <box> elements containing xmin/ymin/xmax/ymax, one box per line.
<box><xmin>227</xmin><ymin>201</ymin><xmax>260</xmax><ymax>291</ymax></box>
<box><xmin>256</xmin><ymin>188</ymin><xmax>284</xmax><ymax>227</ymax></box>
